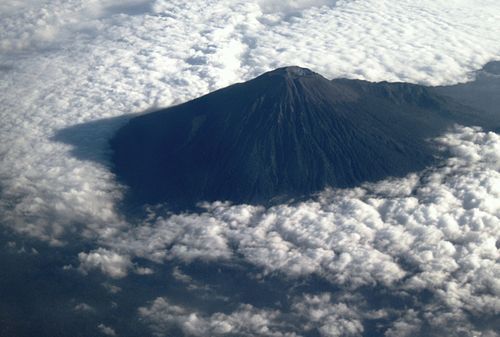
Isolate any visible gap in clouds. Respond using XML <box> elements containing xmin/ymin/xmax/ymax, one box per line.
<box><xmin>0</xmin><ymin>229</ymin><xmax>441</xmax><ymax>337</ymax></box>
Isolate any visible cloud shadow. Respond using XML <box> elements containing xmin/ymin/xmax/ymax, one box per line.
<box><xmin>103</xmin><ymin>1</ymin><xmax>153</xmax><ymax>16</ymax></box>
<box><xmin>51</xmin><ymin>114</ymin><xmax>134</xmax><ymax>168</ymax></box>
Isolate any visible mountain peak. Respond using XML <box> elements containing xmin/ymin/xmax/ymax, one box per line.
<box><xmin>266</xmin><ymin>66</ymin><xmax>319</xmax><ymax>79</ymax></box>
<box><xmin>111</xmin><ymin>68</ymin><xmax>477</xmax><ymax>210</ymax></box>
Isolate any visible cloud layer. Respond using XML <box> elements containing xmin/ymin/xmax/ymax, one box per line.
<box><xmin>1</xmin><ymin>1</ymin><xmax>499</xmax><ymax>336</ymax></box>
<box><xmin>77</xmin><ymin>126</ymin><xmax>499</xmax><ymax>336</ymax></box>
<box><xmin>2</xmin><ymin>0</ymin><xmax>500</xmax><ymax>245</ymax></box>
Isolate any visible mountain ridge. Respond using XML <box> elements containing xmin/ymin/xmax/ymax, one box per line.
<box><xmin>110</xmin><ymin>66</ymin><xmax>489</xmax><ymax>209</ymax></box>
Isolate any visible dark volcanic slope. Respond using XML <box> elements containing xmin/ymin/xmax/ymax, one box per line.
<box><xmin>432</xmin><ymin>60</ymin><xmax>500</xmax><ymax>128</ymax></box>
<box><xmin>111</xmin><ymin>66</ymin><xmax>485</xmax><ymax>208</ymax></box>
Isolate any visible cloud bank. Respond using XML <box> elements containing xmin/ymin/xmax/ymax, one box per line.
<box><xmin>2</xmin><ymin>0</ymin><xmax>500</xmax><ymax>245</ymax></box>
<box><xmin>1</xmin><ymin>1</ymin><xmax>499</xmax><ymax>336</ymax></box>
<box><xmin>86</xmin><ymin>126</ymin><xmax>500</xmax><ymax>336</ymax></box>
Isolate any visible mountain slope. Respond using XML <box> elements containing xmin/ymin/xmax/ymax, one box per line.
<box><xmin>432</xmin><ymin>60</ymin><xmax>500</xmax><ymax>127</ymax></box>
<box><xmin>111</xmin><ymin>66</ymin><xmax>484</xmax><ymax>208</ymax></box>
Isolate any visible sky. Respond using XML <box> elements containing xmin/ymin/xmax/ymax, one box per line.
<box><xmin>0</xmin><ymin>0</ymin><xmax>499</xmax><ymax>336</ymax></box>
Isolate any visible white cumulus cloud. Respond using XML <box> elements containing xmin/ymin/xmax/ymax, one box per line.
<box><xmin>2</xmin><ymin>0</ymin><xmax>500</xmax><ymax>246</ymax></box>
<box><xmin>1</xmin><ymin>1</ymin><xmax>499</xmax><ymax>336</ymax></box>
<box><xmin>112</xmin><ymin>126</ymin><xmax>499</xmax><ymax>335</ymax></box>
<box><xmin>139</xmin><ymin>297</ymin><xmax>299</xmax><ymax>337</ymax></box>
<box><xmin>78</xmin><ymin>248</ymin><xmax>131</xmax><ymax>278</ymax></box>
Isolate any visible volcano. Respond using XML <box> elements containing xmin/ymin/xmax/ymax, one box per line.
<box><xmin>111</xmin><ymin>66</ymin><xmax>486</xmax><ymax>208</ymax></box>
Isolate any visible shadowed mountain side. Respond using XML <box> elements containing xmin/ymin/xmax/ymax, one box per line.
<box><xmin>109</xmin><ymin>66</ymin><xmax>491</xmax><ymax>209</ymax></box>
<box><xmin>433</xmin><ymin>60</ymin><xmax>500</xmax><ymax>128</ymax></box>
